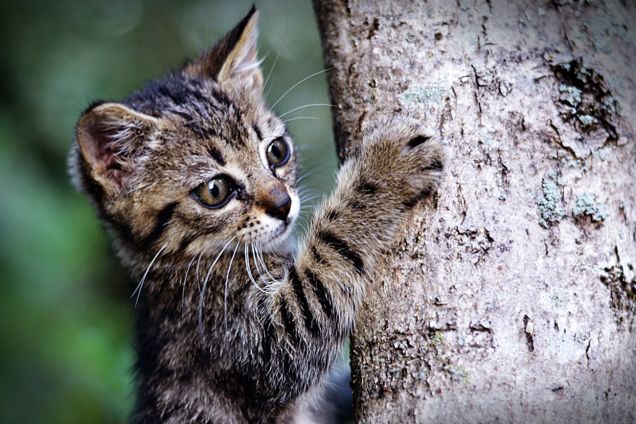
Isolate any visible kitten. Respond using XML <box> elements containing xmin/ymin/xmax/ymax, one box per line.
<box><xmin>69</xmin><ymin>7</ymin><xmax>444</xmax><ymax>424</ymax></box>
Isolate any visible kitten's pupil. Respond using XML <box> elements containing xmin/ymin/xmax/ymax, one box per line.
<box><xmin>209</xmin><ymin>180</ymin><xmax>223</xmax><ymax>197</ymax></box>
<box><xmin>266</xmin><ymin>137</ymin><xmax>290</xmax><ymax>168</ymax></box>
<box><xmin>193</xmin><ymin>175</ymin><xmax>233</xmax><ymax>208</ymax></box>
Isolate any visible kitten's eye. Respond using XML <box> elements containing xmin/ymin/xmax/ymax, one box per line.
<box><xmin>266</xmin><ymin>137</ymin><xmax>290</xmax><ymax>168</ymax></box>
<box><xmin>192</xmin><ymin>175</ymin><xmax>234</xmax><ymax>208</ymax></box>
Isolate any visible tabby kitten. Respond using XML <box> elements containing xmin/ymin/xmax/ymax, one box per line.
<box><xmin>69</xmin><ymin>7</ymin><xmax>444</xmax><ymax>424</ymax></box>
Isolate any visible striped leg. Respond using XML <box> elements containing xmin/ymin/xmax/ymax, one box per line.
<box><xmin>249</xmin><ymin>122</ymin><xmax>445</xmax><ymax>409</ymax></box>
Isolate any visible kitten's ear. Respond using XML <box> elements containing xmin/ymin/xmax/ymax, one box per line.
<box><xmin>185</xmin><ymin>6</ymin><xmax>263</xmax><ymax>93</ymax></box>
<box><xmin>74</xmin><ymin>102</ymin><xmax>158</xmax><ymax>194</ymax></box>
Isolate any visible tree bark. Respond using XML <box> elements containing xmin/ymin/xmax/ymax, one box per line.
<box><xmin>313</xmin><ymin>0</ymin><xmax>636</xmax><ymax>422</ymax></box>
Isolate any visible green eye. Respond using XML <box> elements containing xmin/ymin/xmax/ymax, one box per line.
<box><xmin>192</xmin><ymin>175</ymin><xmax>234</xmax><ymax>208</ymax></box>
<box><xmin>266</xmin><ymin>137</ymin><xmax>290</xmax><ymax>168</ymax></box>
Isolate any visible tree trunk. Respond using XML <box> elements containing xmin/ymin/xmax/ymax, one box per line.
<box><xmin>313</xmin><ymin>0</ymin><xmax>636</xmax><ymax>422</ymax></box>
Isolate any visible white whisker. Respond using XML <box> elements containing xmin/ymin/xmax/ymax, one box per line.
<box><xmin>297</xmin><ymin>163</ymin><xmax>331</xmax><ymax>184</ymax></box>
<box><xmin>224</xmin><ymin>242</ymin><xmax>241</xmax><ymax>328</ymax></box>
<box><xmin>278</xmin><ymin>103</ymin><xmax>333</xmax><ymax>119</ymax></box>
<box><xmin>263</xmin><ymin>50</ymin><xmax>280</xmax><ymax>97</ymax></box>
<box><xmin>255</xmin><ymin>244</ymin><xmax>276</xmax><ymax>288</ymax></box>
<box><xmin>270</xmin><ymin>68</ymin><xmax>331</xmax><ymax>109</ymax></box>
<box><xmin>132</xmin><ymin>243</ymin><xmax>167</xmax><ymax>307</ymax></box>
<box><xmin>197</xmin><ymin>236</ymin><xmax>235</xmax><ymax>337</ymax></box>
<box><xmin>282</xmin><ymin>116</ymin><xmax>320</xmax><ymax>124</ymax></box>
<box><xmin>245</xmin><ymin>243</ymin><xmax>267</xmax><ymax>293</ymax></box>
<box><xmin>181</xmin><ymin>255</ymin><xmax>197</xmax><ymax>307</ymax></box>
<box><xmin>194</xmin><ymin>250</ymin><xmax>205</xmax><ymax>290</ymax></box>
<box><xmin>250</xmin><ymin>243</ymin><xmax>263</xmax><ymax>276</ymax></box>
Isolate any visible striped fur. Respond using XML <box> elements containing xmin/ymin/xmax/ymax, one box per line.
<box><xmin>68</xmin><ymin>7</ymin><xmax>445</xmax><ymax>424</ymax></box>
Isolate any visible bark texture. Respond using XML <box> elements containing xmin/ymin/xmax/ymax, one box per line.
<box><xmin>313</xmin><ymin>0</ymin><xmax>636</xmax><ymax>422</ymax></box>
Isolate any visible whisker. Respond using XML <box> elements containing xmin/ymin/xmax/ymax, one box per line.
<box><xmin>181</xmin><ymin>255</ymin><xmax>197</xmax><ymax>307</ymax></box>
<box><xmin>263</xmin><ymin>50</ymin><xmax>280</xmax><ymax>97</ymax></box>
<box><xmin>132</xmin><ymin>243</ymin><xmax>167</xmax><ymax>307</ymax></box>
<box><xmin>297</xmin><ymin>183</ymin><xmax>320</xmax><ymax>195</ymax></box>
<box><xmin>194</xmin><ymin>250</ymin><xmax>205</xmax><ymax>290</ymax></box>
<box><xmin>253</xmin><ymin>246</ymin><xmax>273</xmax><ymax>292</ymax></box>
<box><xmin>270</xmin><ymin>68</ymin><xmax>331</xmax><ymax>110</ymax></box>
<box><xmin>252</xmin><ymin>244</ymin><xmax>274</xmax><ymax>293</ymax></box>
<box><xmin>224</xmin><ymin>242</ymin><xmax>241</xmax><ymax>328</ymax></box>
<box><xmin>245</xmin><ymin>243</ymin><xmax>267</xmax><ymax>294</ymax></box>
<box><xmin>282</xmin><ymin>116</ymin><xmax>320</xmax><ymax>124</ymax></box>
<box><xmin>197</xmin><ymin>236</ymin><xmax>235</xmax><ymax>337</ymax></box>
<box><xmin>298</xmin><ymin>191</ymin><xmax>320</xmax><ymax>202</ymax></box>
<box><xmin>294</xmin><ymin>141</ymin><xmax>332</xmax><ymax>154</ymax></box>
<box><xmin>255</xmin><ymin>244</ymin><xmax>276</xmax><ymax>289</ymax></box>
<box><xmin>278</xmin><ymin>103</ymin><xmax>333</xmax><ymax>120</ymax></box>
<box><xmin>250</xmin><ymin>243</ymin><xmax>263</xmax><ymax>276</ymax></box>
<box><xmin>298</xmin><ymin>162</ymin><xmax>330</xmax><ymax>177</ymax></box>
<box><xmin>299</xmin><ymin>197</ymin><xmax>321</xmax><ymax>207</ymax></box>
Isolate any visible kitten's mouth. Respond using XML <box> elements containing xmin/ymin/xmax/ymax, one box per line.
<box><xmin>269</xmin><ymin>218</ymin><xmax>294</xmax><ymax>242</ymax></box>
<box><xmin>242</xmin><ymin>193</ymin><xmax>299</xmax><ymax>247</ymax></box>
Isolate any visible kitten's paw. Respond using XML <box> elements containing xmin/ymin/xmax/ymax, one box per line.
<box><xmin>357</xmin><ymin>116</ymin><xmax>446</xmax><ymax>206</ymax></box>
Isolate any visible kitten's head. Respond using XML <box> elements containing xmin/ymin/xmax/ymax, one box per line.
<box><xmin>70</xmin><ymin>8</ymin><xmax>299</xmax><ymax>264</ymax></box>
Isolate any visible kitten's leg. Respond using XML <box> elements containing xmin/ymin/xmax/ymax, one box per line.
<box><xmin>251</xmin><ymin>118</ymin><xmax>445</xmax><ymax>409</ymax></box>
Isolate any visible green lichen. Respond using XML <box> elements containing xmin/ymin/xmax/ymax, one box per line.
<box><xmin>602</xmin><ymin>97</ymin><xmax>617</xmax><ymax>115</ymax></box>
<box><xmin>537</xmin><ymin>176</ymin><xmax>565</xmax><ymax>227</ymax></box>
<box><xmin>552</xmin><ymin>60</ymin><xmax>619</xmax><ymax>140</ymax></box>
<box><xmin>572</xmin><ymin>192</ymin><xmax>608</xmax><ymax>222</ymax></box>
<box><xmin>405</xmin><ymin>33</ymin><xmax>417</xmax><ymax>43</ymax></box>
<box><xmin>431</xmin><ymin>332</ymin><xmax>445</xmax><ymax>345</ymax></box>
<box><xmin>400</xmin><ymin>85</ymin><xmax>445</xmax><ymax>106</ymax></box>
<box><xmin>558</xmin><ymin>84</ymin><xmax>582</xmax><ymax>107</ymax></box>
<box><xmin>577</xmin><ymin>114</ymin><xmax>598</xmax><ymax>130</ymax></box>
<box><xmin>446</xmin><ymin>365</ymin><xmax>470</xmax><ymax>384</ymax></box>
<box><xmin>593</xmin><ymin>149</ymin><xmax>609</xmax><ymax>161</ymax></box>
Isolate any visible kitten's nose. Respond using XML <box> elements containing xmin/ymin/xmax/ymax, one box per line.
<box><xmin>261</xmin><ymin>186</ymin><xmax>292</xmax><ymax>221</ymax></box>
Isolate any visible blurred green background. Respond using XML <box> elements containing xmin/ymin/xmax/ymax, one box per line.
<box><xmin>0</xmin><ymin>1</ymin><xmax>335</xmax><ymax>422</ymax></box>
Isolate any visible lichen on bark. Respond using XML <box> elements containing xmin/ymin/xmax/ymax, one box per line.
<box><xmin>314</xmin><ymin>0</ymin><xmax>636</xmax><ymax>422</ymax></box>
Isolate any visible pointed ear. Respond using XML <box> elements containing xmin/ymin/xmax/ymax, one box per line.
<box><xmin>75</xmin><ymin>102</ymin><xmax>158</xmax><ymax>193</ymax></box>
<box><xmin>184</xmin><ymin>6</ymin><xmax>263</xmax><ymax>93</ymax></box>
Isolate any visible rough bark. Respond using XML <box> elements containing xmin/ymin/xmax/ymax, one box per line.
<box><xmin>313</xmin><ymin>0</ymin><xmax>636</xmax><ymax>422</ymax></box>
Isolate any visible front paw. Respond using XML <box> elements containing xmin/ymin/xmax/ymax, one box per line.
<box><xmin>356</xmin><ymin>116</ymin><xmax>446</xmax><ymax>207</ymax></box>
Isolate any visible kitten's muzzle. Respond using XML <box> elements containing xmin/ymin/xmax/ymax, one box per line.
<box><xmin>259</xmin><ymin>186</ymin><xmax>292</xmax><ymax>222</ymax></box>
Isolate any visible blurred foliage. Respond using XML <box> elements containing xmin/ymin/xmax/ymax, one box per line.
<box><xmin>0</xmin><ymin>1</ymin><xmax>335</xmax><ymax>422</ymax></box>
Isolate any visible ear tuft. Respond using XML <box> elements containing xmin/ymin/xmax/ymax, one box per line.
<box><xmin>184</xmin><ymin>6</ymin><xmax>262</xmax><ymax>92</ymax></box>
<box><xmin>75</xmin><ymin>102</ymin><xmax>158</xmax><ymax>193</ymax></box>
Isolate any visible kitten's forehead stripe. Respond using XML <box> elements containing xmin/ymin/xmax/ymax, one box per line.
<box><xmin>186</xmin><ymin>121</ymin><xmax>216</xmax><ymax>140</ymax></box>
<box><xmin>206</xmin><ymin>145</ymin><xmax>226</xmax><ymax>166</ymax></box>
<box><xmin>253</xmin><ymin>124</ymin><xmax>263</xmax><ymax>141</ymax></box>
<box><xmin>126</xmin><ymin>74</ymin><xmax>253</xmax><ymax>149</ymax></box>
